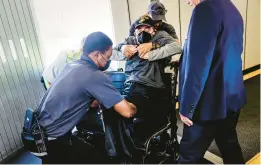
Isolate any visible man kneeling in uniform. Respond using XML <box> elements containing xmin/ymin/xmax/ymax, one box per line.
<box><xmin>35</xmin><ymin>32</ymin><xmax>136</xmax><ymax>164</ymax></box>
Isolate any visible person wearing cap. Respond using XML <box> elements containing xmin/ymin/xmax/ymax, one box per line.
<box><xmin>111</xmin><ymin>15</ymin><xmax>182</xmax><ymax>145</ymax></box>
<box><xmin>36</xmin><ymin>32</ymin><xmax>136</xmax><ymax>163</ymax></box>
<box><xmin>124</xmin><ymin>1</ymin><xmax>179</xmax><ymax>62</ymax></box>
<box><xmin>178</xmin><ymin>0</ymin><xmax>246</xmax><ymax>163</ymax></box>
<box><xmin>129</xmin><ymin>1</ymin><xmax>178</xmax><ymax>39</ymax></box>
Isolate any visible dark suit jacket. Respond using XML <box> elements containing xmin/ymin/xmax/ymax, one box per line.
<box><xmin>179</xmin><ymin>0</ymin><xmax>246</xmax><ymax>120</ymax></box>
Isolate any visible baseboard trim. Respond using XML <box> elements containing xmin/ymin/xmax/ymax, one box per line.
<box><xmin>243</xmin><ymin>64</ymin><xmax>260</xmax><ymax>75</ymax></box>
<box><xmin>243</xmin><ymin>69</ymin><xmax>260</xmax><ymax>80</ymax></box>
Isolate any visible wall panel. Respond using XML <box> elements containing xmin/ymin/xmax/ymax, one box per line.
<box><xmin>245</xmin><ymin>0</ymin><xmax>260</xmax><ymax>69</ymax></box>
<box><xmin>0</xmin><ymin>0</ymin><xmax>44</xmax><ymax>161</ymax></box>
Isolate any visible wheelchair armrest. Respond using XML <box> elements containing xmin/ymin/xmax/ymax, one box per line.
<box><xmin>171</xmin><ymin>53</ymin><xmax>181</xmax><ymax>62</ymax></box>
<box><xmin>169</xmin><ymin>60</ymin><xmax>179</xmax><ymax>69</ymax></box>
<box><xmin>164</xmin><ymin>60</ymin><xmax>179</xmax><ymax>73</ymax></box>
<box><xmin>164</xmin><ymin>54</ymin><xmax>180</xmax><ymax>73</ymax></box>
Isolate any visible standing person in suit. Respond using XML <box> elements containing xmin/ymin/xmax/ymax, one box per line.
<box><xmin>178</xmin><ymin>0</ymin><xmax>246</xmax><ymax>163</ymax></box>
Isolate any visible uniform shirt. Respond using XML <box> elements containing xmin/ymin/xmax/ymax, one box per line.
<box><xmin>38</xmin><ymin>55</ymin><xmax>123</xmax><ymax>137</ymax></box>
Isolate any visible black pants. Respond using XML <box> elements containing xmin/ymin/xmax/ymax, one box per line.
<box><xmin>123</xmin><ymin>82</ymin><xmax>175</xmax><ymax>145</ymax></box>
<box><xmin>41</xmin><ymin>132</ymin><xmax>106</xmax><ymax>164</ymax></box>
<box><xmin>41</xmin><ymin>133</ymin><xmax>74</xmax><ymax>164</ymax></box>
<box><xmin>178</xmin><ymin>111</ymin><xmax>244</xmax><ymax>164</ymax></box>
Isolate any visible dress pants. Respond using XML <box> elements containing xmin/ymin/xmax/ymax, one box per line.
<box><xmin>178</xmin><ymin>111</ymin><xmax>244</xmax><ymax>164</ymax></box>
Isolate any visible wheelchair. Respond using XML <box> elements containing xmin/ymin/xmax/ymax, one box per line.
<box><xmin>73</xmin><ymin>60</ymin><xmax>180</xmax><ymax>164</ymax></box>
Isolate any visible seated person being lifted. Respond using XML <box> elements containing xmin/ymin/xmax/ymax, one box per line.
<box><xmin>111</xmin><ymin>16</ymin><xmax>182</xmax><ymax>145</ymax></box>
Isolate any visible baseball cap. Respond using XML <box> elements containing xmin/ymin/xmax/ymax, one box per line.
<box><xmin>134</xmin><ymin>15</ymin><xmax>155</xmax><ymax>29</ymax></box>
<box><xmin>147</xmin><ymin>1</ymin><xmax>167</xmax><ymax>21</ymax></box>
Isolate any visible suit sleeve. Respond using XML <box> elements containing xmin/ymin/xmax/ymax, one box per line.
<box><xmin>179</xmin><ymin>3</ymin><xmax>220</xmax><ymax>118</ymax></box>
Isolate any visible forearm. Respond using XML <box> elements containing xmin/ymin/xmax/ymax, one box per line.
<box><xmin>148</xmin><ymin>42</ymin><xmax>182</xmax><ymax>61</ymax></box>
<box><xmin>114</xmin><ymin>37</ymin><xmax>137</xmax><ymax>51</ymax></box>
<box><xmin>114</xmin><ymin>99</ymin><xmax>137</xmax><ymax>118</ymax></box>
<box><xmin>127</xmin><ymin>102</ymin><xmax>136</xmax><ymax>114</ymax></box>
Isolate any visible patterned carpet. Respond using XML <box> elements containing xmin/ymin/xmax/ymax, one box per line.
<box><xmin>177</xmin><ymin>75</ymin><xmax>260</xmax><ymax>162</ymax></box>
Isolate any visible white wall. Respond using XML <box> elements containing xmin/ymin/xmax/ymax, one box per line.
<box><xmin>177</xmin><ymin>0</ymin><xmax>193</xmax><ymax>45</ymax></box>
<box><xmin>160</xmin><ymin>0</ymin><xmax>181</xmax><ymax>42</ymax></box>
<box><xmin>128</xmin><ymin>0</ymin><xmax>151</xmax><ymax>24</ymax></box>
<box><xmin>109</xmin><ymin>0</ymin><xmax>130</xmax><ymax>69</ymax></box>
<box><xmin>231</xmin><ymin>0</ymin><xmax>248</xmax><ymax>68</ymax></box>
<box><xmin>110</xmin><ymin>0</ymin><xmax>130</xmax><ymax>43</ymax></box>
<box><xmin>244</xmin><ymin>0</ymin><xmax>260</xmax><ymax>69</ymax></box>
<box><xmin>30</xmin><ymin>0</ymin><xmax>117</xmax><ymax>69</ymax></box>
<box><xmin>31</xmin><ymin>0</ymin><xmax>260</xmax><ymax>71</ymax></box>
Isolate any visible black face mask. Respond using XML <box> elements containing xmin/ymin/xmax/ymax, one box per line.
<box><xmin>137</xmin><ymin>31</ymin><xmax>152</xmax><ymax>44</ymax></box>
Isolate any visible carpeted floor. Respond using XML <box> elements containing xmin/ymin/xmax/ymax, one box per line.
<box><xmin>177</xmin><ymin>75</ymin><xmax>260</xmax><ymax>162</ymax></box>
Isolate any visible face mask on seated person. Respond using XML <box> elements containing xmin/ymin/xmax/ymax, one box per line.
<box><xmin>137</xmin><ymin>31</ymin><xmax>152</xmax><ymax>44</ymax></box>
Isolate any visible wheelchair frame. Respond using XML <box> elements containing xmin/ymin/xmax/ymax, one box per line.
<box><xmin>74</xmin><ymin>61</ymin><xmax>180</xmax><ymax>164</ymax></box>
<box><xmin>137</xmin><ymin>60</ymin><xmax>180</xmax><ymax>164</ymax></box>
